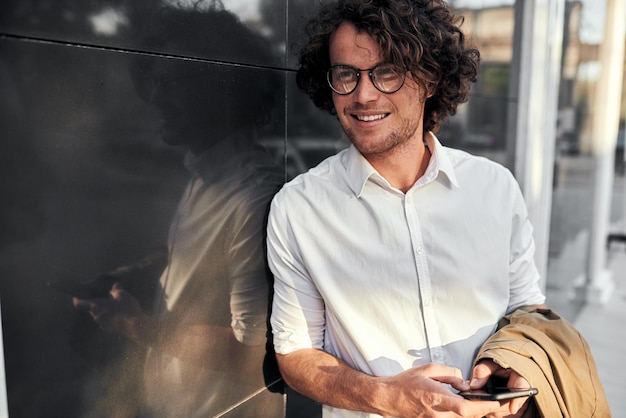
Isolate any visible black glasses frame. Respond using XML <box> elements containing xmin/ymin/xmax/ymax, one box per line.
<box><xmin>326</xmin><ymin>63</ymin><xmax>406</xmax><ymax>95</ymax></box>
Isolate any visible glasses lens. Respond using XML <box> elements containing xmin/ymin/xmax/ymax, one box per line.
<box><xmin>372</xmin><ymin>64</ymin><xmax>404</xmax><ymax>93</ymax></box>
<box><xmin>328</xmin><ymin>66</ymin><xmax>358</xmax><ymax>94</ymax></box>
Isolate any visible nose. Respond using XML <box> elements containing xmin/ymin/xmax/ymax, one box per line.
<box><xmin>352</xmin><ymin>72</ymin><xmax>380</xmax><ymax>103</ymax></box>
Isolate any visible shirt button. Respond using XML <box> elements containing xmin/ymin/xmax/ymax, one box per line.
<box><xmin>416</xmin><ymin>246</ymin><xmax>423</xmax><ymax>255</ymax></box>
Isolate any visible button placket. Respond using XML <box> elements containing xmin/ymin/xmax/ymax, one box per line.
<box><xmin>403</xmin><ymin>192</ymin><xmax>442</xmax><ymax>362</ymax></box>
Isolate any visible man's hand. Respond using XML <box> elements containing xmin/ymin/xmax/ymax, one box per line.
<box><xmin>277</xmin><ymin>350</ymin><xmax>514</xmax><ymax>418</ymax></box>
<box><xmin>378</xmin><ymin>363</ymin><xmax>512</xmax><ymax>417</ymax></box>
<box><xmin>72</xmin><ymin>284</ymin><xmax>254</xmax><ymax>370</ymax></box>
<box><xmin>73</xmin><ymin>283</ymin><xmax>152</xmax><ymax>343</ymax></box>
<box><xmin>470</xmin><ymin>360</ymin><xmax>532</xmax><ymax>418</ymax></box>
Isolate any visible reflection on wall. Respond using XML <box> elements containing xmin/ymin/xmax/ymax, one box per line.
<box><xmin>0</xmin><ymin>1</ymin><xmax>293</xmax><ymax>417</ymax></box>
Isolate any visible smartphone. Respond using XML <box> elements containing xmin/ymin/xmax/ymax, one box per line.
<box><xmin>459</xmin><ymin>387</ymin><xmax>538</xmax><ymax>401</ymax></box>
<box><xmin>48</xmin><ymin>276</ymin><xmax>115</xmax><ymax>299</ymax></box>
<box><xmin>48</xmin><ymin>247</ymin><xmax>167</xmax><ymax>299</ymax></box>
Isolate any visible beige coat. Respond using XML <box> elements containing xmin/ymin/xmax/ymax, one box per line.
<box><xmin>475</xmin><ymin>306</ymin><xmax>611</xmax><ymax>417</ymax></box>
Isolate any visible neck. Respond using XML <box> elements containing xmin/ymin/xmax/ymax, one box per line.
<box><xmin>366</xmin><ymin>132</ymin><xmax>432</xmax><ymax>193</ymax></box>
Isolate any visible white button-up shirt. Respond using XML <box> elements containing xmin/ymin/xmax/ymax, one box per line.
<box><xmin>267</xmin><ymin>135</ymin><xmax>545</xmax><ymax>417</ymax></box>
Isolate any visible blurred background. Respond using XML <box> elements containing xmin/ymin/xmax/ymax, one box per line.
<box><xmin>0</xmin><ymin>0</ymin><xmax>625</xmax><ymax>416</ymax></box>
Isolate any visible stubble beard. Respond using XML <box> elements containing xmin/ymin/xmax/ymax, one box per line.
<box><xmin>343</xmin><ymin>114</ymin><xmax>421</xmax><ymax>159</ymax></box>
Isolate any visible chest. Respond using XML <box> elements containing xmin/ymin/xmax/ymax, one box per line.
<box><xmin>288</xmin><ymin>183</ymin><xmax>512</xmax><ymax>302</ymax></box>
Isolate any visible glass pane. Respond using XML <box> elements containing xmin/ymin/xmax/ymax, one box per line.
<box><xmin>548</xmin><ymin>0</ymin><xmax>626</xmax><ymax>318</ymax></box>
<box><xmin>445</xmin><ymin>2</ymin><xmax>517</xmax><ymax>166</ymax></box>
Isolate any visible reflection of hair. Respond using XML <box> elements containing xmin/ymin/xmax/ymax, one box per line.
<box><xmin>137</xmin><ymin>5</ymin><xmax>276</xmax><ymax>66</ymax></box>
<box><xmin>130</xmin><ymin>6</ymin><xmax>279</xmax><ymax>127</ymax></box>
<box><xmin>296</xmin><ymin>0</ymin><xmax>480</xmax><ymax>133</ymax></box>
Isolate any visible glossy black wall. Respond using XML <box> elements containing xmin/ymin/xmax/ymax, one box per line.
<box><xmin>0</xmin><ymin>0</ymin><xmax>341</xmax><ymax>416</ymax></box>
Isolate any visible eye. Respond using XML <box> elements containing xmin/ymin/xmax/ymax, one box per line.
<box><xmin>334</xmin><ymin>67</ymin><xmax>357</xmax><ymax>82</ymax></box>
<box><xmin>373</xmin><ymin>65</ymin><xmax>401</xmax><ymax>81</ymax></box>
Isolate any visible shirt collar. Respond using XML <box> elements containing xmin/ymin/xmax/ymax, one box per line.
<box><xmin>342</xmin><ymin>145</ymin><xmax>382</xmax><ymax>197</ymax></box>
<box><xmin>342</xmin><ymin>132</ymin><xmax>459</xmax><ymax>198</ymax></box>
<box><xmin>424</xmin><ymin>131</ymin><xmax>459</xmax><ymax>189</ymax></box>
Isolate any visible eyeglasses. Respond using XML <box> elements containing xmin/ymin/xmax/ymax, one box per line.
<box><xmin>326</xmin><ymin>63</ymin><xmax>406</xmax><ymax>95</ymax></box>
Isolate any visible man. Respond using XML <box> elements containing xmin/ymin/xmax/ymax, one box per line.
<box><xmin>267</xmin><ymin>1</ymin><xmax>547</xmax><ymax>417</ymax></box>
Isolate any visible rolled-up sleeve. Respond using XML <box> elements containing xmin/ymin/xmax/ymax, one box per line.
<box><xmin>266</xmin><ymin>195</ymin><xmax>326</xmax><ymax>355</ymax></box>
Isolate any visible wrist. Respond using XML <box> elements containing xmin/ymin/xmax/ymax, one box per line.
<box><xmin>366</xmin><ymin>376</ymin><xmax>399</xmax><ymax>417</ymax></box>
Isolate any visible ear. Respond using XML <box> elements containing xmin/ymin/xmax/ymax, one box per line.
<box><xmin>426</xmin><ymin>82</ymin><xmax>436</xmax><ymax>98</ymax></box>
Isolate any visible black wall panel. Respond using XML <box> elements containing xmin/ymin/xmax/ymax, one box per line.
<box><xmin>0</xmin><ymin>0</ymin><xmax>340</xmax><ymax>416</ymax></box>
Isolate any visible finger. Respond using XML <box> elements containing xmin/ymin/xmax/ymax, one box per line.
<box><xmin>88</xmin><ymin>304</ymin><xmax>115</xmax><ymax>330</ymax></box>
<box><xmin>434</xmin><ymin>374</ymin><xmax>470</xmax><ymax>392</ymax></box>
<box><xmin>453</xmin><ymin>398</ymin><xmax>506</xmax><ymax>417</ymax></box>
<box><xmin>489</xmin><ymin>398</ymin><xmax>529</xmax><ymax>418</ymax></box>
<box><xmin>420</xmin><ymin>364</ymin><xmax>470</xmax><ymax>391</ymax></box>
<box><xmin>417</xmin><ymin>363</ymin><xmax>464</xmax><ymax>381</ymax></box>
<box><xmin>507</xmin><ymin>372</ymin><xmax>531</xmax><ymax>389</ymax></box>
<box><xmin>507</xmin><ymin>394</ymin><xmax>530</xmax><ymax>415</ymax></box>
<box><xmin>73</xmin><ymin>297</ymin><xmax>94</xmax><ymax>312</ymax></box>
<box><xmin>110</xmin><ymin>282</ymin><xmax>124</xmax><ymax>298</ymax></box>
<box><xmin>418</xmin><ymin>363</ymin><xmax>463</xmax><ymax>378</ymax></box>
<box><xmin>470</xmin><ymin>361</ymin><xmax>497</xmax><ymax>388</ymax></box>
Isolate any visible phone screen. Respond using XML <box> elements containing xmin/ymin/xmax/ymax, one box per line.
<box><xmin>459</xmin><ymin>387</ymin><xmax>538</xmax><ymax>401</ymax></box>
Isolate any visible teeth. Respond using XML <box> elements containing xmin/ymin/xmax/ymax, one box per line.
<box><xmin>357</xmin><ymin>114</ymin><xmax>386</xmax><ymax>122</ymax></box>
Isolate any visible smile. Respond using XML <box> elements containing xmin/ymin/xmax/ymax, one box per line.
<box><xmin>353</xmin><ymin>113</ymin><xmax>389</xmax><ymax>122</ymax></box>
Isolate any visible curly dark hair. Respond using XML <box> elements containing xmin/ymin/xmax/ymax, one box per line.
<box><xmin>296</xmin><ymin>0</ymin><xmax>480</xmax><ymax>133</ymax></box>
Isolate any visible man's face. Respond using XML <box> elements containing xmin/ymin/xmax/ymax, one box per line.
<box><xmin>142</xmin><ymin>59</ymin><xmax>233</xmax><ymax>152</ymax></box>
<box><xmin>328</xmin><ymin>22</ymin><xmax>428</xmax><ymax>158</ymax></box>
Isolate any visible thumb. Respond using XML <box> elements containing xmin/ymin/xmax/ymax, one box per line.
<box><xmin>110</xmin><ymin>282</ymin><xmax>125</xmax><ymax>298</ymax></box>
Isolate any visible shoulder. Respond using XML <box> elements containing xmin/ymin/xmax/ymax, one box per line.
<box><xmin>444</xmin><ymin>146</ymin><xmax>518</xmax><ymax>187</ymax></box>
<box><xmin>437</xmin><ymin>146</ymin><xmax>525</xmax><ymax>213</ymax></box>
<box><xmin>268</xmin><ymin>150</ymin><xmax>355</xmax><ymax>231</ymax></box>
<box><xmin>445</xmin><ymin>146</ymin><xmax>511</xmax><ymax>173</ymax></box>
<box><xmin>275</xmin><ymin>149</ymin><xmax>349</xmax><ymax>199</ymax></box>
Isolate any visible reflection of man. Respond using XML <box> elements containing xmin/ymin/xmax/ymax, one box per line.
<box><xmin>73</xmin><ymin>7</ymin><xmax>284</xmax><ymax>417</ymax></box>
